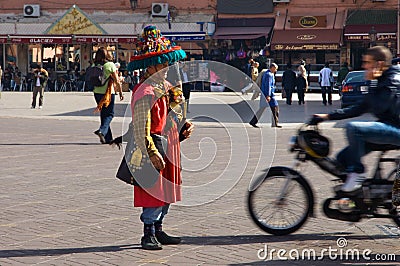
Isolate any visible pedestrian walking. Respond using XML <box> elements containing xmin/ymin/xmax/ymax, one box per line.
<box><xmin>180</xmin><ymin>63</ymin><xmax>192</xmax><ymax>112</ymax></box>
<box><xmin>3</xmin><ymin>68</ymin><xmax>12</xmax><ymax>91</ymax></box>
<box><xmin>297</xmin><ymin>61</ymin><xmax>308</xmax><ymax>105</ymax></box>
<box><xmin>92</xmin><ymin>47</ymin><xmax>124</xmax><ymax>144</ymax></box>
<box><xmin>125</xmin><ymin>25</ymin><xmax>193</xmax><ymax>250</ymax></box>
<box><xmin>0</xmin><ymin>66</ymin><xmax>3</xmax><ymax>90</ymax></box>
<box><xmin>319</xmin><ymin>62</ymin><xmax>334</xmax><ymax>105</ymax></box>
<box><xmin>242</xmin><ymin>61</ymin><xmax>259</xmax><ymax>95</ymax></box>
<box><xmin>31</xmin><ymin>64</ymin><xmax>48</xmax><ymax>109</ymax></box>
<box><xmin>282</xmin><ymin>63</ymin><xmax>297</xmax><ymax>105</ymax></box>
<box><xmin>249</xmin><ymin>62</ymin><xmax>281</xmax><ymax>128</ymax></box>
<box><xmin>245</xmin><ymin>58</ymin><xmax>254</xmax><ymax>77</ymax></box>
<box><xmin>251</xmin><ymin>62</ymin><xmax>270</xmax><ymax>100</ymax></box>
<box><xmin>336</xmin><ymin>62</ymin><xmax>350</xmax><ymax>87</ymax></box>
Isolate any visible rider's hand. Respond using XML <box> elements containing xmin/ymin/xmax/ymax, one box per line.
<box><xmin>308</xmin><ymin>114</ymin><xmax>329</xmax><ymax>125</ymax></box>
<box><xmin>149</xmin><ymin>152</ymin><xmax>166</xmax><ymax>170</ymax></box>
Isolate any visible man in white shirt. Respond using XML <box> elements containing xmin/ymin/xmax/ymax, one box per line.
<box><xmin>319</xmin><ymin>62</ymin><xmax>333</xmax><ymax>105</ymax></box>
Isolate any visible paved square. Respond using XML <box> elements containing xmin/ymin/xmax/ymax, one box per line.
<box><xmin>0</xmin><ymin>92</ymin><xmax>399</xmax><ymax>265</ymax></box>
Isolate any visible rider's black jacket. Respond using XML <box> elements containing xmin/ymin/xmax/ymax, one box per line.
<box><xmin>329</xmin><ymin>64</ymin><xmax>400</xmax><ymax>128</ymax></box>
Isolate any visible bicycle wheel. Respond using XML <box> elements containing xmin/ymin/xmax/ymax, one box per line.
<box><xmin>247</xmin><ymin>167</ymin><xmax>313</xmax><ymax>235</ymax></box>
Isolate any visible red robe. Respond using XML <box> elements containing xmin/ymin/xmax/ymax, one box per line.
<box><xmin>131</xmin><ymin>82</ymin><xmax>182</xmax><ymax>207</ymax></box>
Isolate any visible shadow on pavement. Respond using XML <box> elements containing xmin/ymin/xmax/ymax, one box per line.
<box><xmin>0</xmin><ymin>143</ymin><xmax>100</xmax><ymax>146</ymax></box>
<box><xmin>0</xmin><ymin>244</ymin><xmax>141</xmax><ymax>258</ymax></box>
<box><xmin>51</xmin><ymin>103</ymin><xmax>130</xmax><ymax>118</ymax></box>
<box><xmin>182</xmin><ymin>232</ymin><xmax>396</xmax><ymax>246</ymax></box>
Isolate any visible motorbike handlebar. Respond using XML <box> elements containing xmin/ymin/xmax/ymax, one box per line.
<box><xmin>307</xmin><ymin>115</ymin><xmax>325</xmax><ymax>126</ymax></box>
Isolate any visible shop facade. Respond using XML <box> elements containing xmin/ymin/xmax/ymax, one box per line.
<box><xmin>270</xmin><ymin>10</ymin><xmax>346</xmax><ymax>80</ymax></box>
<box><xmin>343</xmin><ymin>9</ymin><xmax>397</xmax><ymax>70</ymax></box>
<box><xmin>210</xmin><ymin>18</ymin><xmax>274</xmax><ymax>70</ymax></box>
<box><xmin>0</xmin><ymin>5</ymin><xmax>211</xmax><ymax>78</ymax></box>
<box><xmin>209</xmin><ymin>0</ymin><xmax>274</xmax><ymax>67</ymax></box>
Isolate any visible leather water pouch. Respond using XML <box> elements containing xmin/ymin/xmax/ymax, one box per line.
<box><xmin>116</xmin><ymin>133</ymin><xmax>167</xmax><ymax>187</ymax></box>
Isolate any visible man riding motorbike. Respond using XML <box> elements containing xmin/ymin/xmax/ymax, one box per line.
<box><xmin>310</xmin><ymin>46</ymin><xmax>400</xmax><ymax>193</ymax></box>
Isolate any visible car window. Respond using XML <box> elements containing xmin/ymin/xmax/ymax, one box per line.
<box><xmin>345</xmin><ymin>72</ymin><xmax>365</xmax><ymax>83</ymax></box>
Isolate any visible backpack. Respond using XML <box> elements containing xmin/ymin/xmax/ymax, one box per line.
<box><xmin>85</xmin><ymin>64</ymin><xmax>109</xmax><ymax>87</ymax></box>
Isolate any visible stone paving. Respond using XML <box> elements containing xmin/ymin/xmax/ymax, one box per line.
<box><xmin>0</xmin><ymin>91</ymin><xmax>399</xmax><ymax>265</ymax></box>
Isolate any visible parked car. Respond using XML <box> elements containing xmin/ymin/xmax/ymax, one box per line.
<box><xmin>340</xmin><ymin>70</ymin><xmax>368</xmax><ymax>108</ymax></box>
<box><xmin>210</xmin><ymin>82</ymin><xmax>226</xmax><ymax>92</ymax></box>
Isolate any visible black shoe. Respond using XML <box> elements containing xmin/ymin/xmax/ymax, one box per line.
<box><xmin>94</xmin><ymin>130</ymin><xmax>106</xmax><ymax>144</ymax></box>
<box><xmin>272</xmin><ymin>125</ymin><xmax>282</xmax><ymax>128</ymax></box>
<box><xmin>141</xmin><ymin>235</ymin><xmax>163</xmax><ymax>250</ymax></box>
<box><xmin>155</xmin><ymin>231</ymin><xmax>181</xmax><ymax>245</ymax></box>
<box><xmin>249</xmin><ymin>122</ymin><xmax>260</xmax><ymax>128</ymax></box>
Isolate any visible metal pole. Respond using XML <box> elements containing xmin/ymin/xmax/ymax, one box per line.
<box><xmin>398</xmin><ymin>0</ymin><xmax>400</xmax><ymax>56</ymax></box>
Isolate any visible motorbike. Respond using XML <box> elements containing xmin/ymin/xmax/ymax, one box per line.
<box><xmin>247</xmin><ymin>124</ymin><xmax>400</xmax><ymax>235</ymax></box>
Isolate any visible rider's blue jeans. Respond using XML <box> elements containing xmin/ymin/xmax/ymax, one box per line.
<box><xmin>336</xmin><ymin>121</ymin><xmax>400</xmax><ymax>173</ymax></box>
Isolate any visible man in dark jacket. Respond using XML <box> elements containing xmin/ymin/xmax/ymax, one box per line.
<box><xmin>31</xmin><ymin>64</ymin><xmax>48</xmax><ymax>109</ymax></box>
<box><xmin>282</xmin><ymin>63</ymin><xmax>297</xmax><ymax>105</ymax></box>
<box><xmin>336</xmin><ymin>62</ymin><xmax>350</xmax><ymax>86</ymax></box>
<box><xmin>310</xmin><ymin>46</ymin><xmax>400</xmax><ymax>192</ymax></box>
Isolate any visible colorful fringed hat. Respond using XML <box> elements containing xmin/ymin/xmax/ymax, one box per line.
<box><xmin>127</xmin><ymin>25</ymin><xmax>186</xmax><ymax>71</ymax></box>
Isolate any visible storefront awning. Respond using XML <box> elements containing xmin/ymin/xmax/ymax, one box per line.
<box><xmin>217</xmin><ymin>0</ymin><xmax>273</xmax><ymax>14</ymax></box>
<box><xmin>344</xmin><ymin>24</ymin><xmax>396</xmax><ymax>42</ymax></box>
<box><xmin>213</xmin><ymin>17</ymin><xmax>273</xmax><ymax>40</ymax></box>
<box><xmin>271</xmin><ymin>29</ymin><xmax>342</xmax><ymax>50</ymax></box>
<box><xmin>213</xmin><ymin>27</ymin><xmax>271</xmax><ymax>40</ymax></box>
<box><xmin>8</xmin><ymin>35</ymin><xmax>72</xmax><ymax>44</ymax></box>
<box><xmin>5</xmin><ymin>35</ymin><xmax>138</xmax><ymax>44</ymax></box>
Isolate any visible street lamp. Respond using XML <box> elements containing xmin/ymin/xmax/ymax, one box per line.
<box><xmin>369</xmin><ymin>26</ymin><xmax>377</xmax><ymax>47</ymax></box>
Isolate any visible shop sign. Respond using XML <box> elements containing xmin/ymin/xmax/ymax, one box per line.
<box><xmin>273</xmin><ymin>44</ymin><xmax>338</xmax><ymax>50</ymax></box>
<box><xmin>90</xmin><ymin>37</ymin><xmax>118</xmax><ymax>43</ymax></box>
<box><xmin>168</xmin><ymin>35</ymin><xmax>205</xmax><ymax>41</ymax></box>
<box><xmin>121</xmin><ymin>38</ymin><xmax>137</xmax><ymax>43</ymax></box>
<box><xmin>345</xmin><ymin>35</ymin><xmax>370</xmax><ymax>41</ymax></box>
<box><xmin>378</xmin><ymin>34</ymin><xmax>397</xmax><ymax>41</ymax></box>
<box><xmin>345</xmin><ymin>34</ymin><xmax>396</xmax><ymax>42</ymax></box>
<box><xmin>75</xmin><ymin>37</ymin><xmax>137</xmax><ymax>43</ymax></box>
<box><xmin>299</xmin><ymin>16</ymin><xmax>318</xmax><ymax>28</ymax></box>
<box><xmin>291</xmin><ymin>16</ymin><xmax>327</xmax><ymax>28</ymax></box>
<box><xmin>297</xmin><ymin>34</ymin><xmax>317</xmax><ymax>41</ymax></box>
<box><xmin>46</xmin><ymin>5</ymin><xmax>105</xmax><ymax>35</ymax></box>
